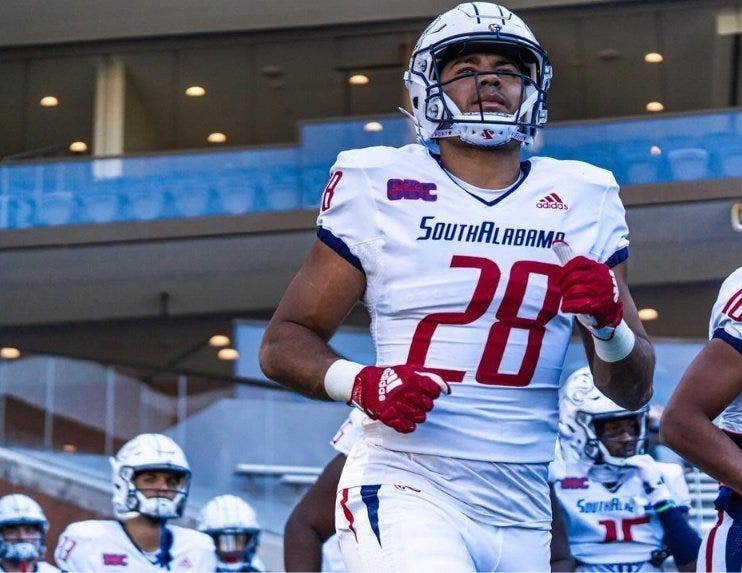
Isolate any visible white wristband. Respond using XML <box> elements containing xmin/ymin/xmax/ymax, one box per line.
<box><xmin>323</xmin><ymin>359</ymin><xmax>364</xmax><ymax>402</ymax></box>
<box><xmin>593</xmin><ymin>319</ymin><xmax>636</xmax><ymax>362</ymax></box>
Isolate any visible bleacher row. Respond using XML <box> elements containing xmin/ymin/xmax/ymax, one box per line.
<box><xmin>526</xmin><ymin>131</ymin><xmax>742</xmax><ymax>185</ymax></box>
<box><xmin>0</xmin><ymin>111</ymin><xmax>739</xmax><ymax>229</ymax></box>
<box><xmin>0</xmin><ymin>164</ymin><xmax>332</xmax><ymax>228</ymax></box>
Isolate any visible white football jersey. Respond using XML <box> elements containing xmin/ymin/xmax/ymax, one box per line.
<box><xmin>317</xmin><ymin>143</ymin><xmax>629</xmax><ymax>463</ymax></box>
<box><xmin>54</xmin><ymin>520</ymin><xmax>217</xmax><ymax>572</ymax></box>
<box><xmin>553</xmin><ymin>461</ymin><xmax>691</xmax><ymax>566</ymax></box>
<box><xmin>710</xmin><ymin>267</ymin><xmax>742</xmax><ymax>435</ymax></box>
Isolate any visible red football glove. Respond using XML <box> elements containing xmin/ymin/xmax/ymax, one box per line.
<box><xmin>556</xmin><ymin>255</ymin><xmax>623</xmax><ymax>339</ymax></box>
<box><xmin>350</xmin><ymin>365</ymin><xmax>450</xmax><ymax>434</ymax></box>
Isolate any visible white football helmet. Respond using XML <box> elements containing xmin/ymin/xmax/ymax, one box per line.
<box><xmin>198</xmin><ymin>495</ymin><xmax>261</xmax><ymax>572</ymax></box>
<box><xmin>404</xmin><ymin>2</ymin><xmax>552</xmax><ymax>151</ymax></box>
<box><xmin>110</xmin><ymin>433</ymin><xmax>191</xmax><ymax>521</ymax></box>
<box><xmin>559</xmin><ymin>366</ymin><xmax>649</xmax><ymax>468</ymax></box>
<box><xmin>0</xmin><ymin>494</ymin><xmax>48</xmax><ymax>563</ymax></box>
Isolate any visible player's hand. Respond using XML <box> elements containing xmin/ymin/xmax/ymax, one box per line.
<box><xmin>552</xmin><ymin>240</ymin><xmax>623</xmax><ymax>340</ymax></box>
<box><xmin>350</xmin><ymin>365</ymin><xmax>450</xmax><ymax>434</ymax></box>
<box><xmin>625</xmin><ymin>453</ymin><xmax>673</xmax><ymax>505</ymax></box>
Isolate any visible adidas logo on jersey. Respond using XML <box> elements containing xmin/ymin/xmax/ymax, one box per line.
<box><xmin>536</xmin><ymin>192</ymin><xmax>569</xmax><ymax>210</ymax></box>
<box><xmin>378</xmin><ymin>368</ymin><xmax>404</xmax><ymax>401</ymax></box>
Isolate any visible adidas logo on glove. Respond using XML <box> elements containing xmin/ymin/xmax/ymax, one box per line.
<box><xmin>377</xmin><ymin>368</ymin><xmax>404</xmax><ymax>401</ymax></box>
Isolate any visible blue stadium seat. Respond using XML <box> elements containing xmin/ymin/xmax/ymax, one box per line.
<box><xmin>215</xmin><ymin>182</ymin><xmax>258</xmax><ymax>215</ymax></box>
<box><xmin>37</xmin><ymin>192</ymin><xmax>77</xmax><ymax>226</ymax></box>
<box><xmin>80</xmin><ymin>192</ymin><xmax>121</xmax><ymax>224</ymax></box>
<box><xmin>2</xmin><ymin>196</ymin><xmax>35</xmax><ymax>229</ymax></box>
<box><xmin>300</xmin><ymin>165</ymin><xmax>331</xmax><ymax>208</ymax></box>
<box><xmin>702</xmin><ymin>131</ymin><xmax>742</xmax><ymax>179</ymax></box>
<box><xmin>262</xmin><ymin>169</ymin><xmax>300</xmax><ymax>211</ymax></box>
<box><xmin>666</xmin><ymin>147</ymin><xmax>709</xmax><ymax>181</ymax></box>
<box><xmin>615</xmin><ymin>139</ymin><xmax>664</xmax><ymax>185</ymax></box>
<box><xmin>171</xmin><ymin>184</ymin><xmax>213</xmax><ymax>218</ymax></box>
<box><xmin>128</xmin><ymin>187</ymin><xmax>166</xmax><ymax>220</ymax></box>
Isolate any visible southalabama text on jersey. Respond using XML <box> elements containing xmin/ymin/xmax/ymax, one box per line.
<box><xmin>417</xmin><ymin>215</ymin><xmax>566</xmax><ymax>247</ymax></box>
<box><xmin>576</xmin><ymin>497</ymin><xmax>636</xmax><ymax>514</ymax></box>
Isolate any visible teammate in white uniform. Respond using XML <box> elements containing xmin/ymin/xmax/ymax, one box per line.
<box><xmin>552</xmin><ymin>367</ymin><xmax>701</xmax><ymax>572</ymax></box>
<box><xmin>283</xmin><ymin>410</ymin><xmax>365</xmax><ymax>572</ymax></box>
<box><xmin>53</xmin><ymin>433</ymin><xmax>216</xmax><ymax>572</ymax></box>
<box><xmin>0</xmin><ymin>494</ymin><xmax>58</xmax><ymax>573</ymax></box>
<box><xmin>259</xmin><ymin>3</ymin><xmax>655</xmax><ymax>570</ymax></box>
<box><xmin>198</xmin><ymin>494</ymin><xmax>264</xmax><ymax>572</ymax></box>
<box><xmin>662</xmin><ymin>267</ymin><xmax>742</xmax><ymax>572</ymax></box>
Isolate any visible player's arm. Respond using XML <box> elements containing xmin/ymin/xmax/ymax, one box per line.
<box><xmin>661</xmin><ymin>337</ymin><xmax>742</xmax><ymax>492</ymax></box>
<box><xmin>283</xmin><ymin>453</ymin><xmax>347</xmax><ymax>572</ymax></box>
<box><xmin>553</xmin><ymin>239</ymin><xmax>654</xmax><ymax>411</ymax></box>
<box><xmin>259</xmin><ymin>240</ymin><xmax>365</xmax><ymax>401</ymax></box>
<box><xmin>578</xmin><ymin>260</ymin><xmax>655</xmax><ymax>411</ymax></box>
<box><xmin>260</xmin><ymin>241</ymin><xmax>449</xmax><ymax>433</ymax></box>
<box><xmin>549</xmin><ymin>485</ymin><xmax>575</xmax><ymax>572</ymax></box>
<box><xmin>623</xmin><ymin>455</ymin><xmax>701</xmax><ymax>571</ymax></box>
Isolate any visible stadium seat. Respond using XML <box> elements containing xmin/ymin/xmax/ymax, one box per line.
<box><xmin>300</xmin><ymin>166</ymin><xmax>330</xmax><ymax>208</ymax></box>
<box><xmin>666</xmin><ymin>147</ymin><xmax>710</xmax><ymax>181</ymax></box>
<box><xmin>215</xmin><ymin>183</ymin><xmax>258</xmax><ymax>215</ymax></box>
<box><xmin>2</xmin><ymin>196</ymin><xmax>35</xmax><ymax>229</ymax></box>
<box><xmin>128</xmin><ymin>189</ymin><xmax>165</xmax><ymax>220</ymax></box>
<box><xmin>619</xmin><ymin>141</ymin><xmax>664</xmax><ymax>185</ymax></box>
<box><xmin>80</xmin><ymin>192</ymin><xmax>121</xmax><ymax>223</ymax></box>
<box><xmin>262</xmin><ymin>170</ymin><xmax>300</xmax><ymax>211</ymax></box>
<box><xmin>702</xmin><ymin>131</ymin><xmax>742</xmax><ymax>179</ymax></box>
<box><xmin>37</xmin><ymin>192</ymin><xmax>77</xmax><ymax>226</ymax></box>
<box><xmin>171</xmin><ymin>184</ymin><xmax>212</xmax><ymax>217</ymax></box>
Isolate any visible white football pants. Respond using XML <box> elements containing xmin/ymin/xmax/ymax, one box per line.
<box><xmin>335</xmin><ymin>483</ymin><xmax>550</xmax><ymax>572</ymax></box>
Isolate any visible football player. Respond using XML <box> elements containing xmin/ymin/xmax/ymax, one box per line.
<box><xmin>198</xmin><ymin>494</ymin><xmax>264</xmax><ymax>572</ymax></box>
<box><xmin>0</xmin><ymin>493</ymin><xmax>58</xmax><ymax>572</ymax></box>
<box><xmin>259</xmin><ymin>2</ymin><xmax>655</xmax><ymax>569</ymax></box>
<box><xmin>662</xmin><ymin>266</ymin><xmax>742</xmax><ymax>572</ymax></box>
<box><xmin>53</xmin><ymin>433</ymin><xmax>216</xmax><ymax>572</ymax></box>
<box><xmin>552</xmin><ymin>367</ymin><xmax>701</xmax><ymax>571</ymax></box>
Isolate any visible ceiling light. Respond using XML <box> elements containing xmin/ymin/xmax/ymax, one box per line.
<box><xmin>40</xmin><ymin>96</ymin><xmax>59</xmax><ymax>107</ymax></box>
<box><xmin>217</xmin><ymin>348</ymin><xmax>239</xmax><ymax>361</ymax></box>
<box><xmin>650</xmin><ymin>145</ymin><xmax>662</xmax><ymax>156</ymax></box>
<box><xmin>69</xmin><ymin>141</ymin><xmax>88</xmax><ymax>153</ymax></box>
<box><xmin>638</xmin><ymin>308</ymin><xmax>659</xmax><ymax>321</ymax></box>
<box><xmin>644</xmin><ymin>52</ymin><xmax>664</xmax><ymax>63</ymax></box>
<box><xmin>207</xmin><ymin>132</ymin><xmax>227</xmax><ymax>143</ymax></box>
<box><xmin>645</xmin><ymin>101</ymin><xmax>664</xmax><ymax>112</ymax></box>
<box><xmin>185</xmin><ymin>86</ymin><xmax>206</xmax><ymax>97</ymax></box>
<box><xmin>363</xmin><ymin>121</ymin><xmax>383</xmax><ymax>132</ymax></box>
<box><xmin>348</xmin><ymin>74</ymin><xmax>370</xmax><ymax>85</ymax></box>
<box><xmin>0</xmin><ymin>347</ymin><xmax>20</xmax><ymax>359</ymax></box>
<box><xmin>209</xmin><ymin>334</ymin><xmax>230</xmax><ymax>347</ymax></box>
